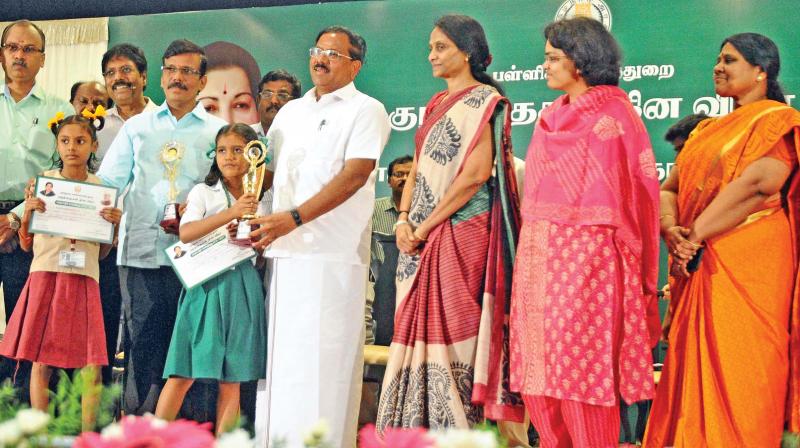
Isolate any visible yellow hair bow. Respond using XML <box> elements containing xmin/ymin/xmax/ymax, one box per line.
<box><xmin>81</xmin><ymin>104</ymin><xmax>107</xmax><ymax>120</ymax></box>
<box><xmin>47</xmin><ymin>111</ymin><xmax>65</xmax><ymax>129</ymax></box>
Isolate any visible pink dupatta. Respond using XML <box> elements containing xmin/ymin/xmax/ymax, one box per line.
<box><xmin>520</xmin><ymin>85</ymin><xmax>661</xmax><ymax>404</ymax></box>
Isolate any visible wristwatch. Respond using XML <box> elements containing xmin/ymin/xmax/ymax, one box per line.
<box><xmin>289</xmin><ymin>209</ymin><xmax>303</xmax><ymax>227</ymax></box>
<box><xmin>7</xmin><ymin>213</ymin><xmax>21</xmax><ymax>231</ymax></box>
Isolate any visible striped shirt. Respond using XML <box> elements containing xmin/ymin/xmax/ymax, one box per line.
<box><xmin>370</xmin><ymin>196</ymin><xmax>399</xmax><ymax>263</ymax></box>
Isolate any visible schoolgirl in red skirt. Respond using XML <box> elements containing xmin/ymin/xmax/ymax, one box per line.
<box><xmin>0</xmin><ymin>111</ymin><xmax>121</xmax><ymax>430</ymax></box>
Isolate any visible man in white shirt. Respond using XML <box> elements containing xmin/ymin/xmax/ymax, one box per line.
<box><xmin>97</xmin><ymin>43</ymin><xmax>158</xmax><ymax>161</ymax></box>
<box><xmin>249</xmin><ymin>70</ymin><xmax>301</xmax><ymax>217</ymax></box>
<box><xmin>94</xmin><ymin>43</ymin><xmax>159</xmax><ymax>387</ymax></box>
<box><xmin>252</xmin><ymin>69</ymin><xmax>301</xmax><ymax>138</ymax></box>
<box><xmin>251</xmin><ymin>26</ymin><xmax>390</xmax><ymax>448</ymax></box>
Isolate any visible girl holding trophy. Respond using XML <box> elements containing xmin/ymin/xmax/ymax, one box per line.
<box><xmin>155</xmin><ymin>123</ymin><xmax>267</xmax><ymax>435</ymax></box>
<box><xmin>0</xmin><ymin>111</ymin><xmax>122</xmax><ymax>430</ymax></box>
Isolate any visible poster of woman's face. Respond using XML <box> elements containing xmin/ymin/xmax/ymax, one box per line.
<box><xmin>198</xmin><ymin>41</ymin><xmax>261</xmax><ymax>125</ymax></box>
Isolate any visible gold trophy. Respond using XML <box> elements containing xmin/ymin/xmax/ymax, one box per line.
<box><xmin>235</xmin><ymin>139</ymin><xmax>268</xmax><ymax>241</ymax></box>
<box><xmin>159</xmin><ymin>141</ymin><xmax>185</xmax><ymax>229</ymax></box>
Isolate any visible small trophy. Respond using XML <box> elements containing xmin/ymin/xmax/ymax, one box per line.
<box><xmin>159</xmin><ymin>141</ymin><xmax>185</xmax><ymax>229</ymax></box>
<box><xmin>235</xmin><ymin>139</ymin><xmax>268</xmax><ymax>241</ymax></box>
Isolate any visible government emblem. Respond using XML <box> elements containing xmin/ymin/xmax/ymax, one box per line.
<box><xmin>555</xmin><ymin>0</ymin><xmax>612</xmax><ymax>30</ymax></box>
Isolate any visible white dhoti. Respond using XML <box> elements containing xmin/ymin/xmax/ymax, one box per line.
<box><xmin>255</xmin><ymin>258</ymin><xmax>366</xmax><ymax>448</ymax></box>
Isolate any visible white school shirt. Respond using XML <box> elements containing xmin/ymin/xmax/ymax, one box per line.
<box><xmin>181</xmin><ymin>180</ymin><xmax>271</xmax><ymax>225</ymax></box>
<box><xmin>264</xmin><ymin>82</ymin><xmax>391</xmax><ymax>266</ymax></box>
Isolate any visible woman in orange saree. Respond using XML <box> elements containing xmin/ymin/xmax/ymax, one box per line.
<box><xmin>644</xmin><ymin>33</ymin><xmax>800</xmax><ymax>448</ymax></box>
<box><xmin>376</xmin><ymin>15</ymin><xmax>524</xmax><ymax>432</ymax></box>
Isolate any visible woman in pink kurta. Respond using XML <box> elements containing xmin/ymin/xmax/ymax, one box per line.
<box><xmin>509</xmin><ymin>18</ymin><xmax>661</xmax><ymax>448</ymax></box>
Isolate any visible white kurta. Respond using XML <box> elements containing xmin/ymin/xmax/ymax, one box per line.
<box><xmin>255</xmin><ymin>82</ymin><xmax>390</xmax><ymax>448</ymax></box>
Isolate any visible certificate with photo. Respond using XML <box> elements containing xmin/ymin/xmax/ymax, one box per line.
<box><xmin>28</xmin><ymin>175</ymin><xmax>119</xmax><ymax>244</ymax></box>
<box><xmin>166</xmin><ymin>226</ymin><xmax>257</xmax><ymax>290</ymax></box>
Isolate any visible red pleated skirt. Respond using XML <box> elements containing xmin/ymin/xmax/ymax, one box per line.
<box><xmin>0</xmin><ymin>271</ymin><xmax>107</xmax><ymax>368</ymax></box>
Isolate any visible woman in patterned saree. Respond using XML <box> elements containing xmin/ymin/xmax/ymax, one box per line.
<box><xmin>509</xmin><ymin>17</ymin><xmax>661</xmax><ymax>448</ymax></box>
<box><xmin>376</xmin><ymin>14</ymin><xmax>524</xmax><ymax>432</ymax></box>
<box><xmin>643</xmin><ymin>33</ymin><xmax>800</xmax><ymax>448</ymax></box>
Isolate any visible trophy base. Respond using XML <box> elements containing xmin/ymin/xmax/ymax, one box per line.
<box><xmin>232</xmin><ymin>219</ymin><xmax>259</xmax><ymax>246</ymax></box>
<box><xmin>159</xmin><ymin>203</ymin><xmax>180</xmax><ymax>230</ymax></box>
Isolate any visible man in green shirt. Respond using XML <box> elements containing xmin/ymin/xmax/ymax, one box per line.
<box><xmin>0</xmin><ymin>20</ymin><xmax>71</xmax><ymax>321</ymax></box>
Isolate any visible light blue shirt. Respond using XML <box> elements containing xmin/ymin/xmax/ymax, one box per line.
<box><xmin>97</xmin><ymin>101</ymin><xmax>226</xmax><ymax>268</ymax></box>
<box><xmin>0</xmin><ymin>83</ymin><xmax>71</xmax><ymax>201</ymax></box>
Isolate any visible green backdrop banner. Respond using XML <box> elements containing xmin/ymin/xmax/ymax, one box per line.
<box><xmin>110</xmin><ymin>0</ymin><xmax>798</xmax><ymax>184</ymax></box>
<box><xmin>109</xmin><ymin>0</ymin><xmax>798</xmax><ymax>285</ymax></box>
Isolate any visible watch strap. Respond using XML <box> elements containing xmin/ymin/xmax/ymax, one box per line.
<box><xmin>290</xmin><ymin>209</ymin><xmax>303</xmax><ymax>227</ymax></box>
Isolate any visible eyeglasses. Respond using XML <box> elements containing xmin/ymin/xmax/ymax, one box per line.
<box><xmin>391</xmin><ymin>171</ymin><xmax>410</xmax><ymax>179</ymax></box>
<box><xmin>309</xmin><ymin>47</ymin><xmax>353</xmax><ymax>61</ymax></box>
<box><xmin>259</xmin><ymin>90</ymin><xmax>293</xmax><ymax>102</ymax></box>
<box><xmin>103</xmin><ymin>65</ymin><xmax>136</xmax><ymax>78</ymax></box>
<box><xmin>76</xmin><ymin>97</ymin><xmax>107</xmax><ymax>108</ymax></box>
<box><xmin>161</xmin><ymin>65</ymin><xmax>202</xmax><ymax>77</ymax></box>
<box><xmin>1</xmin><ymin>43</ymin><xmax>43</xmax><ymax>55</ymax></box>
<box><xmin>544</xmin><ymin>54</ymin><xmax>568</xmax><ymax>64</ymax></box>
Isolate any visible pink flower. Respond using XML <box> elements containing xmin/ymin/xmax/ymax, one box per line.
<box><xmin>358</xmin><ymin>424</ymin><xmax>434</xmax><ymax>448</ymax></box>
<box><xmin>74</xmin><ymin>416</ymin><xmax>215</xmax><ymax>448</ymax></box>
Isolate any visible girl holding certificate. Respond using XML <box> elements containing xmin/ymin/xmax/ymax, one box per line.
<box><xmin>0</xmin><ymin>112</ymin><xmax>121</xmax><ymax>430</ymax></box>
<box><xmin>155</xmin><ymin>123</ymin><xmax>267</xmax><ymax>435</ymax></box>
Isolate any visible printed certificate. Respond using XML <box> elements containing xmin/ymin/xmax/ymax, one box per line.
<box><xmin>166</xmin><ymin>226</ymin><xmax>257</xmax><ymax>290</ymax></box>
<box><xmin>28</xmin><ymin>175</ymin><xmax>118</xmax><ymax>244</ymax></box>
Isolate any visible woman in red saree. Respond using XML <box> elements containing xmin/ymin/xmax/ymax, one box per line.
<box><xmin>643</xmin><ymin>33</ymin><xmax>800</xmax><ymax>448</ymax></box>
<box><xmin>510</xmin><ymin>18</ymin><xmax>661</xmax><ymax>448</ymax></box>
<box><xmin>376</xmin><ymin>14</ymin><xmax>524</xmax><ymax>432</ymax></box>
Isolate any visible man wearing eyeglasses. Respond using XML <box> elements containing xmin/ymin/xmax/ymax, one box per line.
<box><xmin>249</xmin><ymin>69</ymin><xmax>301</xmax><ymax>274</ymax></box>
<box><xmin>367</xmin><ymin>155</ymin><xmax>412</xmax><ymax>331</ymax></box>
<box><xmin>97</xmin><ymin>39</ymin><xmax>226</xmax><ymax>417</ymax></box>
<box><xmin>69</xmin><ymin>81</ymin><xmax>111</xmax><ymax>116</ymax></box>
<box><xmin>0</xmin><ymin>20</ymin><xmax>71</xmax><ymax>328</ymax></box>
<box><xmin>97</xmin><ymin>44</ymin><xmax>158</xmax><ymax>162</ymax></box>
<box><xmin>252</xmin><ymin>26</ymin><xmax>390</xmax><ymax>448</ymax></box>
<box><xmin>365</xmin><ymin>155</ymin><xmax>413</xmax><ymax>337</ymax></box>
<box><xmin>76</xmin><ymin>45</ymin><xmax>153</xmax><ymax>393</ymax></box>
<box><xmin>253</xmin><ymin>69</ymin><xmax>301</xmax><ymax>138</ymax></box>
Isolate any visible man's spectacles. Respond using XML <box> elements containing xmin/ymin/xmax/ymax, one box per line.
<box><xmin>309</xmin><ymin>47</ymin><xmax>353</xmax><ymax>61</ymax></box>
<box><xmin>1</xmin><ymin>43</ymin><xmax>43</xmax><ymax>55</ymax></box>
<box><xmin>77</xmin><ymin>98</ymin><xmax>106</xmax><ymax>109</ymax></box>
<box><xmin>103</xmin><ymin>66</ymin><xmax>136</xmax><ymax>78</ymax></box>
<box><xmin>391</xmin><ymin>171</ymin><xmax>410</xmax><ymax>179</ymax></box>
<box><xmin>259</xmin><ymin>91</ymin><xmax>293</xmax><ymax>102</ymax></box>
<box><xmin>161</xmin><ymin>65</ymin><xmax>202</xmax><ymax>77</ymax></box>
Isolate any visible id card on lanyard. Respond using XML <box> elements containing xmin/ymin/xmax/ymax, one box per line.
<box><xmin>59</xmin><ymin>239</ymin><xmax>86</xmax><ymax>269</ymax></box>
